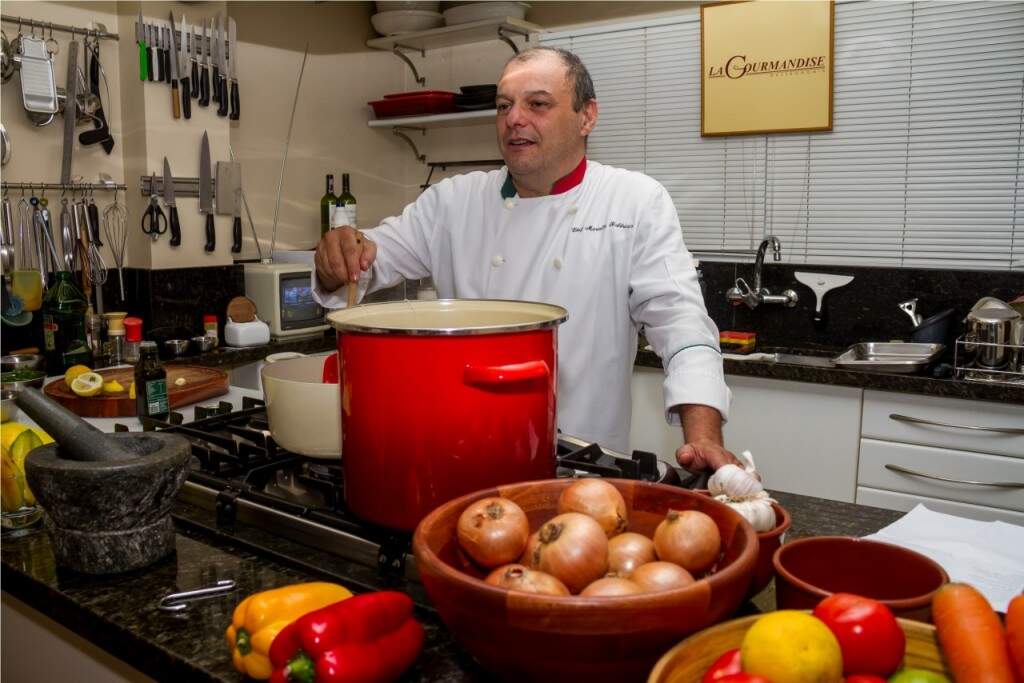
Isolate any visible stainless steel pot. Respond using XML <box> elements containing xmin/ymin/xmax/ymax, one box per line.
<box><xmin>964</xmin><ymin>304</ymin><xmax>1021</xmax><ymax>369</ymax></box>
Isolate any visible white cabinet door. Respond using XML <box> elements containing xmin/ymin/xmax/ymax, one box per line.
<box><xmin>856</xmin><ymin>486</ymin><xmax>1024</xmax><ymax>525</ymax></box>
<box><xmin>629</xmin><ymin>370</ymin><xmax>863</xmax><ymax>502</ymax></box>
<box><xmin>862</xmin><ymin>390</ymin><xmax>1024</xmax><ymax>458</ymax></box>
<box><xmin>859</xmin><ymin>439</ymin><xmax>1024</xmax><ymax>512</ymax></box>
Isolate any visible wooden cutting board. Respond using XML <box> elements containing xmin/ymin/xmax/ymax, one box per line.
<box><xmin>44</xmin><ymin>364</ymin><xmax>230</xmax><ymax>418</ymax></box>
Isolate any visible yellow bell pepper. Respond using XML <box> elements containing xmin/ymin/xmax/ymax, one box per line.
<box><xmin>225</xmin><ymin>581</ymin><xmax>353</xmax><ymax>679</ymax></box>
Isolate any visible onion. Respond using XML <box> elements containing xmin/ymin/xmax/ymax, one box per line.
<box><xmin>630</xmin><ymin>561</ymin><xmax>695</xmax><ymax>593</ymax></box>
<box><xmin>557</xmin><ymin>479</ymin><xmax>628</xmax><ymax>537</ymax></box>
<box><xmin>607</xmin><ymin>532</ymin><xmax>657</xmax><ymax>577</ymax></box>
<box><xmin>580</xmin><ymin>577</ymin><xmax>643</xmax><ymax>597</ymax></box>
<box><xmin>485</xmin><ymin>564</ymin><xmax>570</xmax><ymax>596</ymax></box>
<box><xmin>525</xmin><ymin>512</ymin><xmax>609</xmax><ymax>594</ymax></box>
<box><xmin>653</xmin><ymin>509</ymin><xmax>722</xmax><ymax>574</ymax></box>
<box><xmin>457</xmin><ymin>497</ymin><xmax>530</xmax><ymax>568</ymax></box>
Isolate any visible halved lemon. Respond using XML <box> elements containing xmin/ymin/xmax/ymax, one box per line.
<box><xmin>102</xmin><ymin>380</ymin><xmax>125</xmax><ymax>394</ymax></box>
<box><xmin>64</xmin><ymin>364</ymin><xmax>93</xmax><ymax>388</ymax></box>
<box><xmin>70</xmin><ymin>372</ymin><xmax>104</xmax><ymax>398</ymax></box>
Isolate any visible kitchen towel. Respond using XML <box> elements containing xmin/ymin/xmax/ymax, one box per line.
<box><xmin>864</xmin><ymin>504</ymin><xmax>1024</xmax><ymax>612</ymax></box>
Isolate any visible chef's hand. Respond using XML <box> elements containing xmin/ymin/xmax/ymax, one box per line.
<box><xmin>315</xmin><ymin>226</ymin><xmax>377</xmax><ymax>293</ymax></box>
<box><xmin>674</xmin><ymin>404</ymin><xmax>743</xmax><ymax>472</ymax></box>
<box><xmin>675</xmin><ymin>440</ymin><xmax>744</xmax><ymax>472</ymax></box>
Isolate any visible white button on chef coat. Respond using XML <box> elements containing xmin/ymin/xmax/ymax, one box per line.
<box><xmin>491</xmin><ymin>255</ymin><xmax>504</xmax><ymax>268</ymax></box>
<box><xmin>504</xmin><ymin>198</ymin><xmax>516</xmax><ymax>209</ymax></box>
<box><xmin>567</xmin><ymin>205</ymin><xmax>578</xmax><ymax>215</ymax></box>
<box><xmin>553</xmin><ymin>257</ymin><xmax>563</xmax><ymax>270</ymax></box>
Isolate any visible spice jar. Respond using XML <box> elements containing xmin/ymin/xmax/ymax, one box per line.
<box><xmin>103</xmin><ymin>312</ymin><xmax>128</xmax><ymax>366</ymax></box>
<box><xmin>123</xmin><ymin>317</ymin><xmax>143</xmax><ymax>364</ymax></box>
<box><xmin>203</xmin><ymin>314</ymin><xmax>219</xmax><ymax>348</ymax></box>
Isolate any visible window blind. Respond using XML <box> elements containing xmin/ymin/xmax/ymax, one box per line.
<box><xmin>541</xmin><ymin>0</ymin><xmax>1024</xmax><ymax>270</ymax></box>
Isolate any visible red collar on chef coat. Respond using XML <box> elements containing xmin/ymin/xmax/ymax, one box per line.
<box><xmin>500</xmin><ymin>157</ymin><xmax>587</xmax><ymax>199</ymax></box>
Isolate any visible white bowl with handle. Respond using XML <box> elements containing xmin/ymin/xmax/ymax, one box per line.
<box><xmin>261</xmin><ymin>354</ymin><xmax>341</xmax><ymax>459</ymax></box>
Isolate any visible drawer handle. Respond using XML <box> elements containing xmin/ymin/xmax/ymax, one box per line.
<box><xmin>889</xmin><ymin>413</ymin><xmax>1024</xmax><ymax>435</ymax></box>
<box><xmin>884</xmin><ymin>464</ymin><xmax>1024</xmax><ymax>489</ymax></box>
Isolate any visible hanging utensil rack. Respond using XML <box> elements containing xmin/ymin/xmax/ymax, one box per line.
<box><xmin>2</xmin><ymin>181</ymin><xmax>126</xmax><ymax>192</ymax></box>
<box><xmin>0</xmin><ymin>15</ymin><xmax>119</xmax><ymax>41</ymax></box>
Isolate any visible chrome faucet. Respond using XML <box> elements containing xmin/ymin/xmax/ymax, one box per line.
<box><xmin>726</xmin><ymin>236</ymin><xmax>799</xmax><ymax>309</ymax></box>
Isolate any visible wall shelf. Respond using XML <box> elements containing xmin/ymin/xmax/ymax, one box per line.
<box><xmin>367</xmin><ymin>109</ymin><xmax>496</xmax><ymax>129</ymax></box>
<box><xmin>366</xmin><ymin>17</ymin><xmax>542</xmax><ymax>53</ymax></box>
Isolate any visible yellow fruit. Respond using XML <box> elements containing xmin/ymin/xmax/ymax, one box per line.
<box><xmin>1</xmin><ymin>422</ymin><xmax>31</xmax><ymax>455</ymax></box>
<box><xmin>70</xmin><ymin>372</ymin><xmax>104</xmax><ymax>397</ymax></box>
<box><xmin>64</xmin><ymin>364</ymin><xmax>93</xmax><ymax>388</ymax></box>
<box><xmin>8</xmin><ymin>430</ymin><xmax>42</xmax><ymax>506</ymax></box>
<box><xmin>32</xmin><ymin>428</ymin><xmax>54</xmax><ymax>445</ymax></box>
<box><xmin>1</xmin><ymin>454</ymin><xmax>24</xmax><ymax>512</ymax></box>
<box><xmin>129</xmin><ymin>382</ymin><xmax>136</xmax><ymax>400</ymax></box>
<box><xmin>741</xmin><ymin>610</ymin><xmax>843</xmax><ymax>683</ymax></box>
<box><xmin>102</xmin><ymin>380</ymin><xmax>125</xmax><ymax>394</ymax></box>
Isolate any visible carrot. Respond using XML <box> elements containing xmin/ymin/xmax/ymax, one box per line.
<box><xmin>932</xmin><ymin>583</ymin><xmax>1016</xmax><ymax>683</ymax></box>
<box><xmin>1007</xmin><ymin>594</ymin><xmax>1024</xmax><ymax>683</ymax></box>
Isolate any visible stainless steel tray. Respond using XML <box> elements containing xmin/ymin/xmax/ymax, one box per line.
<box><xmin>832</xmin><ymin>342</ymin><xmax>945</xmax><ymax>373</ymax></box>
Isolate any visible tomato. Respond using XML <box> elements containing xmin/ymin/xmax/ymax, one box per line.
<box><xmin>715</xmin><ymin>675</ymin><xmax>773</xmax><ymax>683</ymax></box>
<box><xmin>702</xmin><ymin>648</ymin><xmax>742</xmax><ymax>682</ymax></box>
<box><xmin>844</xmin><ymin>676</ymin><xmax>886</xmax><ymax>683</ymax></box>
<box><xmin>813</xmin><ymin>593</ymin><xmax>906</xmax><ymax>677</ymax></box>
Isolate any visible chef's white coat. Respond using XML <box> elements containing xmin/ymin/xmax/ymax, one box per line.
<box><xmin>314</xmin><ymin>161</ymin><xmax>731</xmax><ymax>453</ymax></box>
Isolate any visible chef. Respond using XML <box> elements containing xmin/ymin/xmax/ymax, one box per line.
<box><xmin>314</xmin><ymin>47</ymin><xmax>740</xmax><ymax>471</ymax></box>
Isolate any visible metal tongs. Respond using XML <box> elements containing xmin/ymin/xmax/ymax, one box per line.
<box><xmin>158</xmin><ymin>579</ymin><xmax>236</xmax><ymax>613</ymax></box>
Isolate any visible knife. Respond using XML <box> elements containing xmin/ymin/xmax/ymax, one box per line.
<box><xmin>159</xmin><ymin>26</ymin><xmax>168</xmax><ymax>83</ymax></box>
<box><xmin>164</xmin><ymin>158</ymin><xmax>181</xmax><ymax>246</ymax></box>
<box><xmin>211</xmin><ymin>17</ymin><xmax>221</xmax><ymax>104</ymax></box>
<box><xmin>189</xmin><ymin>20</ymin><xmax>199</xmax><ymax>100</ymax></box>
<box><xmin>145</xmin><ymin>23</ymin><xmax>154</xmax><ymax>81</ymax></box>
<box><xmin>177</xmin><ymin>14</ymin><xmax>191</xmax><ymax>119</ymax></box>
<box><xmin>228</xmin><ymin>17</ymin><xmax>239</xmax><ymax>121</ymax></box>
<box><xmin>217</xmin><ymin>15</ymin><xmax>229</xmax><ymax>117</ymax></box>
<box><xmin>136</xmin><ymin>11</ymin><xmax>148</xmax><ymax>81</ymax></box>
<box><xmin>231</xmin><ymin>168</ymin><xmax>242</xmax><ymax>253</ymax></box>
<box><xmin>200</xmin><ymin>132</ymin><xmax>215</xmax><ymax>252</ymax></box>
<box><xmin>168</xmin><ymin>14</ymin><xmax>181</xmax><ymax>119</ymax></box>
<box><xmin>199</xmin><ymin>19</ymin><xmax>210</xmax><ymax>106</ymax></box>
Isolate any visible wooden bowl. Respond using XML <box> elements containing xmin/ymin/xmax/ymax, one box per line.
<box><xmin>412</xmin><ymin>479</ymin><xmax>759</xmax><ymax>683</ymax></box>
<box><xmin>648</xmin><ymin>613</ymin><xmax>950</xmax><ymax>683</ymax></box>
<box><xmin>774</xmin><ymin>536</ymin><xmax>949</xmax><ymax>622</ymax></box>
<box><xmin>748</xmin><ymin>501</ymin><xmax>792</xmax><ymax>598</ymax></box>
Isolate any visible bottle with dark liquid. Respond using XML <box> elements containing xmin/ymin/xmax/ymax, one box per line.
<box><xmin>320</xmin><ymin>174</ymin><xmax>337</xmax><ymax>236</ymax></box>
<box><xmin>135</xmin><ymin>341</ymin><xmax>169</xmax><ymax>418</ymax></box>
<box><xmin>41</xmin><ymin>271</ymin><xmax>91</xmax><ymax>374</ymax></box>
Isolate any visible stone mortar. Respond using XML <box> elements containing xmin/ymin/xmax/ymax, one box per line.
<box><xmin>24</xmin><ymin>432</ymin><xmax>191</xmax><ymax>575</ymax></box>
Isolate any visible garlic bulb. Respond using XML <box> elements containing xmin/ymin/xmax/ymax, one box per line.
<box><xmin>708</xmin><ymin>462</ymin><xmax>763</xmax><ymax>498</ymax></box>
<box><xmin>714</xmin><ymin>492</ymin><xmax>777</xmax><ymax>532</ymax></box>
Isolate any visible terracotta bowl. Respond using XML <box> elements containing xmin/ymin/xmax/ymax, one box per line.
<box><xmin>412</xmin><ymin>478</ymin><xmax>759</xmax><ymax>683</ymax></box>
<box><xmin>773</xmin><ymin>536</ymin><xmax>948</xmax><ymax>621</ymax></box>
<box><xmin>647</xmin><ymin>613</ymin><xmax>950</xmax><ymax>683</ymax></box>
<box><xmin>747</xmin><ymin>501</ymin><xmax>792</xmax><ymax>598</ymax></box>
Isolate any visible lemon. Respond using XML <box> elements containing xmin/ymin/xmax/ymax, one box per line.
<box><xmin>32</xmin><ymin>428</ymin><xmax>54</xmax><ymax>445</ymax></box>
<box><xmin>102</xmin><ymin>380</ymin><xmax>125</xmax><ymax>394</ymax></box>
<box><xmin>129</xmin><ymin>382</ymin><xmax>136</xmax><ymax>400</ymax></box>
<box><xmin>64</xmin><ymin>364</ymin><xmax>93</xmax><ymax>388</ymax></box>
<box><xmin>70</xmin><ymin>372</ymin><xmax>104</xmax><ymax>398</ymax></box>
<box><xmin>1</xmin><ymin>422</ymin><xmax>31</xmax><ymax>455</ymax></box>
<box><xmin>8</xmin><ymin>430</ymin><xmax>41</xmax><ymax>506</ymax></box>
<box><xmin>741</xmin><ymin>611</ymin><xmax>843</xmax><ymax>683</ymax></box>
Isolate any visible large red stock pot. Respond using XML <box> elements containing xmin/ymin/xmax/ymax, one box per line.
<box><xmin>327</xmin><ymin>299</ymin><xmax>568</xmax><ymax>531</ymax></box>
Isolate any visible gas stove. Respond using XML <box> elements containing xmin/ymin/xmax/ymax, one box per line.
<box><xmin>120</xmin><ymin>398</ymin><xmax>706</xmax><ymax>582</ymax></box>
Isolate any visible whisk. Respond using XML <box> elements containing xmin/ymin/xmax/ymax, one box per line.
<box><xmin>102</xmin><ymin>189</ymin><xmax>127</xmax><ymax>300</ymax></box>
<box><xmin>80</xmin><ymin>199</ymin><xmax>107</xmax><ymax>288</ymax></box>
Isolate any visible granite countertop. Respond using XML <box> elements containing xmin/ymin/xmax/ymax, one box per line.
<box><xmin>179</xmin><ymin>331</ymin><xmax>1023</xmax><ymax>404</ymax></box>
<box><xmin>1</xmin><ymin>491</ymin><xmax>903</xmax><ymax>683</ymax></box>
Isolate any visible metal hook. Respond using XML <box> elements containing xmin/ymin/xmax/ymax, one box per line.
<box><xmin>158</xmin><ymin>579</ymin><xmax>236</xmax><ymax>613</ymax></box>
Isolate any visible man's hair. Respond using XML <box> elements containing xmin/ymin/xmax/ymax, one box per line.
<box><xmin>504</xmin><ymin>47</ymin><xmax>596</xmax><ymax>112</ymax></box>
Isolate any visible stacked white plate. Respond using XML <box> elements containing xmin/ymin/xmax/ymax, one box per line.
<box><xmin>371</xmin><ymin>9</ymin><xmax>444</xmax><ymax>36</ymax></box>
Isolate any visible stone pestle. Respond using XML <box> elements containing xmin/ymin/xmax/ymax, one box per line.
<box><xmin>14</xmin><ymin>387</ymin><xmax>135</xmax><ymax>462</ymax></box>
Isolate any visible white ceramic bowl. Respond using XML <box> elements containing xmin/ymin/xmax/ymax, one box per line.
<box><xmin>376</xmin><ymin>1</ymin><xmax>440</xmax><ymax>11</ymax></box>
<box><xmin>261</xmin><ymin>354</ymin><xmax>341</xmax><ymax>459</ymax></box>
<box><xmin>371</xmin><ymin>10</ymin><xmax>444</xmax><ymax>36</ymax></box>
<box><xmin>442</xmin><ymin>1</ymin><xmax>529</xmax><ymax>26</ymax></box>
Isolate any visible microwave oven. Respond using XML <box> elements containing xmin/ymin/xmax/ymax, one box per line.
<box><xmin>243</xmin><ymin>262</ymin><xmax>329</xmax><ymax>338</ymax></box>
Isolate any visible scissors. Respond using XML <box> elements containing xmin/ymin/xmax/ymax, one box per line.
<box><xmin>141</xmin><ymin>194</ymin><xmax>167</xmax><ymax>240</ymax></box>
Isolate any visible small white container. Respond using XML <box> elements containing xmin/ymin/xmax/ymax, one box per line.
<box><xmin>224</xmin><ymin>318</ymin><xmax>271</xmax><ymax>347</ymax></box>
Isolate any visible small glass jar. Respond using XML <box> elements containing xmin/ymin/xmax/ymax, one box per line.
<box><xmin>123</xmin><ymin>316</ymin><xmax>143</xmax><ymax>364</ymax></box>
<box><xmin>203</xmin><ymin>314</ymin><xmax>219</xmax><ymax>348</ymax></box>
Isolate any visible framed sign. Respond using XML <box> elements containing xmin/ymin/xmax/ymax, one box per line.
<box><xmin>701</xmin><ymin>0</ymin><xmax>834</xmax><ymax>136</ymax></box>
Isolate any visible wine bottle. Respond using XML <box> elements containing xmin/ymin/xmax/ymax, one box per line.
<box><xmin>41</xmin><ymin>271</ymin><xmax>91</xmax><ymax>374</ymax></box>
<box><xmin>320</xmin><ymin>174</ymin><xmax>337</xmax><ymax>236</ymax></box>
<box><xmin>334</xmin><ymin>173</ymin><xmax>358</xmax><ymax>229</ymax></box>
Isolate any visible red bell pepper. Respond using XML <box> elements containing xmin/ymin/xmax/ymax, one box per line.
<box><xmin>268</xmin><ymin>591</ymin><xmax>423</xmax><ymax>683</ymax></box>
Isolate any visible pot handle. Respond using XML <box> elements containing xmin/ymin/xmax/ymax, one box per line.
<box><xmin>464</xmin><ymin>360</ymin><xmax>550</xmax><ymax>387</ymax></box>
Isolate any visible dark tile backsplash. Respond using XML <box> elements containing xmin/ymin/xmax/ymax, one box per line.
<box><xmin>698</xmin><ymin>261</ymin><xmax>1023</xmax><ymax>351</ymax></box>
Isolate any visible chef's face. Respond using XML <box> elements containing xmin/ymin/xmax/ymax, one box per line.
<box><xmin>496</xmin><ymin>52</ymin><xmax>597</xmax><ymax>189</ymax></box>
